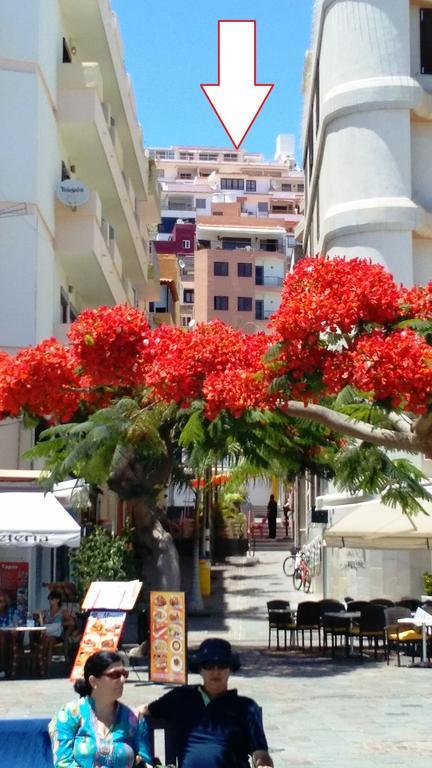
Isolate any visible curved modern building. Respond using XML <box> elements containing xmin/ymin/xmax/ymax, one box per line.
<box><xmin>302</xmin><ymin>0</ymin><xmax>432</xmax><ymax>285</ymax></box>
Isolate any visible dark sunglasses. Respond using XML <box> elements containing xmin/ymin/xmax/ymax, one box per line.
<box><xmin>201</xmin><ymin>662</ymin><xmax>229</xmax><ymax>671</ymax></box>
<box><xmin>102</xmin><ymin>668</ymin><xmax>129</xmax><ymax>680</ymax></box>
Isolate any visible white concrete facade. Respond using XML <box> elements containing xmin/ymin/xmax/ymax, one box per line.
<box><xmin>301</xmin><ymin>0</ymin><xmax>432</xmax><ymax>599</ymax></box>
<box><xmin>303</xmin><ymin>0</ymin><xmax>432</xmax><ymax>285</ymax></box>
<box><xmin>0</xmin><ymin>0</ymin><xmax>160</xmax><ymax>468</ymax></box>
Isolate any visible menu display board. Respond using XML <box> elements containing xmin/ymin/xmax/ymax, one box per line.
<box><xmin>70</xmin><ymin>610</ymin><xmax>126</xmax><ymax>681</ymax></box>
<box><xmin>0</xmin><ymin>562</ymin><xmax>29</xmax><ymax>625</ymax></box>
<box><xmin>82</xmin><ymin>580</ymin><xmax>142</xmax><ymax>611</ymax></box>
<box><xmin>149</xmin><ymin>591</ymin><xmax>187</xmax><ymax>684</ymax></box>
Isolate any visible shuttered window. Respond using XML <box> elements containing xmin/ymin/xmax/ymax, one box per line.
<box><xmin>420</xmin><ymin>9</ymin><xmax>432</xmax><ymax>74</ymax></box>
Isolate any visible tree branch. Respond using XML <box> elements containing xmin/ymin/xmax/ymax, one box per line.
<box><xmin>284</xmin><ymin>401</ymin><xmax>422</xmax><ymax>451</ymax></box>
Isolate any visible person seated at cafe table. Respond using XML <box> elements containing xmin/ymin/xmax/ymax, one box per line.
<box><xmin>0</xmin><ymin>589</ymin><xmax>18</xmax><ymax>676</ymax></box>
<box><xmin>38</xmin><ymin>589</ymin><xmax>75</xmax><ymax>668</ymax></box>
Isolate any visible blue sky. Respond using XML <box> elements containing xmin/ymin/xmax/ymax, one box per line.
<box><xmin>111</xmin><ymin>0</ymin><xmax>314</xmax><ymax>163</ymax></box>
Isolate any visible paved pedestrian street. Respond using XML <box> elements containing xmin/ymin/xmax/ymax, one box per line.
<box><xmin>1</xmin><ymin>549</ymin><xmax>431</xmax><ymax>767</ymax></box>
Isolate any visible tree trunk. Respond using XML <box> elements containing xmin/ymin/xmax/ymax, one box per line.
<box><xmin>130</xmin><ymin>498</ymin><xmax>181</xmax><ymax>592</ymax></box>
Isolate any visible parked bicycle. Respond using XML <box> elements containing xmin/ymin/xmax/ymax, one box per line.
<box><xmin>282</xmin><ymin>548</ymin><xmax>299</xmax><ymax>577</ymax></box>
<box><xmin>293</xmin><ymin>552</ymin><xmax>312</xmax><ymax>592</ymax></box>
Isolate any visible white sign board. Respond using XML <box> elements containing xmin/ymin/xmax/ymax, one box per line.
<box><xmin>57</xmin><ymin>179</ymin><xmax>90</xmax><ymax>208</ymax></box>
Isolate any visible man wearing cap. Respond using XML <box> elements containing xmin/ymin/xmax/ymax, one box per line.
<box><xmin>142</xmin><ymin>638</ymin><xmax>273</xmax><ymax>768</ymax></box>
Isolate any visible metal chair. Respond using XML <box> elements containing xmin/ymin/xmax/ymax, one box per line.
<box><xmin>384</xmin><ymin>606</ymin><xmax>421</xmax><ymax>666</ymax></box>
<box><xmin>350</xmin><ymin>604</ymin><xmax>386</xmax><ymax>660</ymax></box>
<box><xmin>369</xmin><ymin>598</ymin><xmax>394</xmax><ymax>607</ymax></box>
<box><xmin>296</xmin><ymin>601</ymin><xmax>321</xmax><ymax>650</ymax></box>
<box><xmin>319</xmin><ymin>600</ymin><xmax>349</xmax><ymax>657</ymax></box>
<box><xmin>266</xmin><ymin>600</ymin><xmax>294</xmax><ymax>650</ymax></box>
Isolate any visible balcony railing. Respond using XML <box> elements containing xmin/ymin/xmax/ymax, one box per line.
<box><xmin>255</xmin><ymin>310</ymin><xmax>274</xmax><ymax>321</ymax></box>
<box><xmin>255</xmin><ymin>276</ymin><xmax>283</xmax><ymax>286</ymax></box>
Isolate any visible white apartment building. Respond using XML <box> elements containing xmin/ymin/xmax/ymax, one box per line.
<box><xmin>0</xmin><ymin>0</ymin><xmax>160</xmax><ymax>467</ymax></box>
<box><xmin>302</xmin><ymin>0</ymin><xmax>432</xmax><ymax>283</ymax></box>
<box><xmin>300</xmin><ymin>0</ymin><xmax>432</xmax><ymax>599</ymax></box>
<box><xmin>150</xmin><ymin>135</ymin><xmax>304</xmax><ymax>327</ymax></box>
<box><xmin>0</xmin><ymin>0</ymin><xmax>161</xmax><ymax>611</ymax></box>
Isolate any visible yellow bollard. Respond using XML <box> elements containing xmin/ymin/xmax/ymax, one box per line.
<box><xmin>199</xmin><ymin>559</ymin><xmax>211</xmax><ymax>596</ymax></box>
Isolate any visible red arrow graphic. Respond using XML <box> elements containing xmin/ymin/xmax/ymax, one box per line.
<box><xmin>201</xmin><ymin>20</ymin><xmax>274</xmax><ymax>150</ymax></box>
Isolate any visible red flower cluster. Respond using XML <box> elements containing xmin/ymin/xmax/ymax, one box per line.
<box><xmin>144</xmin><ymin>321</ymin><xmax>252</xmax><ymax>405</ymax></box>
<box><xmin>272</xmin><ymin>256</ymin><xmax>402</xmax><ymax>342</ymax></box>
<box><xmin>68</xmin><ymin>305</ymin><xmax>150</xmax><ymax>386</ymax></box>
<box><xmin>400</xmin><ymin>282</ymin><xmax>432</xmax><ymax>319</ymax></box>
<box><xmin>323</xmin><ymin>329</ymin><xmax>432</xmax><ymax>413</ymax></box>
<box><xmin>0</xmin><ymin>340</ymin><xmax>81</xmax><ymax>421</ymax></box>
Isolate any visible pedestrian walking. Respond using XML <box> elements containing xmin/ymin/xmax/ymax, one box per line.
<box><xmin>282</xmin><ymin>498</ymin><xmax>291</xmax><ymax>538</ymax></box>
<box><xmin>49</xmin><ymin>650</ymin><xmax>152</xmax><ymax>767</ymax></box>
<box><xmin>266</xmin><ymin>494</ymin><xmax>277</xmax><ymax>539</ymax></box>
<box><xmin>140</xmin><ymin>637</ymin><xmax>273</xmax><ymax>768</ymax></box>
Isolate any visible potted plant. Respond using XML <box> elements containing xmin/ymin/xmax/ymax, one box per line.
<box><xmin>423</xmin><ymin>572</ymin><xmax>432</xmax><ymax>596</ymax></box>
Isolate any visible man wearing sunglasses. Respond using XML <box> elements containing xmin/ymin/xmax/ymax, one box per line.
<box><xmin>142</xmin><ymin>638</ymin><xmax>273</xmax><ymax>768</ymax></box>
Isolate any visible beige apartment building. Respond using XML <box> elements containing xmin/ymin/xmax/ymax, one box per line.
<box><xmin>194</xmin><ymin>204</ymin><xmax>294</xmax><ymax>329</ymax></box>
<box><xmin>150</xmin><ymin>136</ymin><xmax>304</xmax><ymax>329</ymax></box>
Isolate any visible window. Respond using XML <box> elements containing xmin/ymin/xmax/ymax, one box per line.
<box><xmin>195</xmin><ymin>198</ymin><xmax>206</xmax><ymax>208</ymax></box>
<box><xmin>179</xmin><ymin>173</ymin><xmax>192</xmax><ymax>179</ymax></box>
<box><xmin>61</xmin><ymin>161</ymin><xmax>70</xmax><ymax>181</ymax></box>
<box><xmin>199</xmin><ymin>152</ymin><xmax>218</xmax><ymax>161</ymax></box>
<box><xmin>223</xmin><ymin>153</ymin><xmax>238</xmax><ymax>161</ymax></box>
<box><xmin>214</xmin><ymin>261</ymin><xmax>229</xmax><ymax>276</ymax></box>
<box><xmin>221</xmin><ymin>178</ymin><xmax>244</xmax><ymax>190</ymax></box>
<box><xmin>214</xmin><ymin>296</ymin><xmax>229</xmax><ymax>310</ymax></box>
<box><xmin>155</xmin><ymin>150</ymin><xmax>174</xmax><ymax>160</ymax></box>
<box><xmin>183</xmin><ymin>289</ymin><xmax>194</xmax><ymax>304</ymax></box>
<box><xmin>182</xmin><ymin>240</ymin><xmax>191</xmax><ymax>249</ymax></box>
<box><xmin>260</xmin><ymin>239</ymin><xmax>278</xmax><ymax>252</ymax></box>
<box><xmin>420</xmin><ymin>9</ymin><xmax>432</xmax><ymax>74</ymax></box>
<box><xmin>246</xmin><ymin>180</ymin><xmax>256</xmax><ymax>192</ymax></box>
<box><xmin>258</xmin><ymin>202</ymin><xmax>268</xmax><ymax>213</ymax></box>
<box><xmin>180</xmin><ymin>152</ymin><xmax>195</xmax><ymax>160</ymax></box>
<box><xmin>237</xmin><ymin>262</ymin><xmax>252</xmax><ymax>277</ymax></box>
<box><xmin>181</xmin><ymin>316</ymin><xmax>192</xmax><ymax>327</ymax></box>
<box><xmin>297</xmin><ymin>184</ymin><xmax>305</xmax><ymax>193</ymax></box>
<box><xmin>255</xmin><ymin>299</ymin><xmax>264</xmax><ymax>321</ymax></box>
<box><xmin>237</xmin><ymin>297</ymin><xmax>252</xmax><ymax>312</ymax></box>
<box><xmin>62</xmin><ymin>38</ymin><xmax>72</xmax><ymax>63</ymax></box>
<box><xmin>221</xmin><ymin>237</ymin><xmax>251</xmax><ymax>250</ymax></box>
<box><xmin>281</xmin><ymin>183</ymin><xmax>292</xmax><ymax>192</ymax></box>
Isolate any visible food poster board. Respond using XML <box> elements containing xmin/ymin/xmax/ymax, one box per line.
<box><xmin>69</xmin><ymin>610</ymin><xmax>126</xmax><ymax>681</ymax></box>
<box><xmin>0</xmin><ymin>562</ymin><xmax>29</xmax><ymax>625</ymax></box>
<box><xmin>149</xmin><ymin>591</ymin><xmax>187</xmax><ymax>684</ymax></box>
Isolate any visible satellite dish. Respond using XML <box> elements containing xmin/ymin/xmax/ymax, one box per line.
<box><xmin>178</xmin><ymin>259</ymin><xmax>186</xmax><ymax>269</ymax></box>
<box><xmin>57</xmin><ymin>179</ymin><xmax>90</xmax><ymax>209</ymax></box>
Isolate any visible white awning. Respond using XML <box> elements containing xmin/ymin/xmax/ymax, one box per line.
<box><xmin>0</xmin><ymin>491</ymin><xmax>81</xmax><ymax>548</ymax></box>
<box><xmin>324</xmin><ymin>500</ymin><xmax>432</xmax><ymax>550</ymax></box>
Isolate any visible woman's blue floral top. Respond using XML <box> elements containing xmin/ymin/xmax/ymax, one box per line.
<box><xmin>49</xmin><ymin>696</ymin><xmax>152</xmax><ymax>767</ymax></box>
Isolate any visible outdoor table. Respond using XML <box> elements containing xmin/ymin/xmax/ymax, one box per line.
<box><xmin>0</xmin><ymin>626</ymin><xmax>47</xmax><ymax>677</ymax></box>
<box><xmin>323</xmin><ymin>611</ymin><xmax>361</xmax><ymax>655</ymax></box>
<box><xmin>397</xmin><ymin>616</ymin><xmax>432</xmax><ymax>667</ymax></box>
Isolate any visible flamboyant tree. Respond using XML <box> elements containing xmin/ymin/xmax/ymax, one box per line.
<box><xmin>1</xmin><ymin>256</ymin><xmax>432</xmax><ymax>586</ymax></box>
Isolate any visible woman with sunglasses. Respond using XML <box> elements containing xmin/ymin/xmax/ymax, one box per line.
<box><xmin>50</xmin><ymin>650</ymin><xmax>152</xmax><ymax>767</ymax></box>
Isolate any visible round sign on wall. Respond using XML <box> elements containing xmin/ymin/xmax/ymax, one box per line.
<box><xmin>56</xmin><ymin>179</ymin><xmax>90</xmax><ymax>208</ymax></box>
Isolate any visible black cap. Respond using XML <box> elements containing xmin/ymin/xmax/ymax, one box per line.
<box><xmin>189</xmin><ymin>638</ymin><xmax>241</xmax><ymax>673</ymax></box>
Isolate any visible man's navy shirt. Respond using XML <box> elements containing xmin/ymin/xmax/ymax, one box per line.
<box><xmin>148</xmin><ymin>685</ymin><xmax>269</xmax><ymax>768</ymax></box>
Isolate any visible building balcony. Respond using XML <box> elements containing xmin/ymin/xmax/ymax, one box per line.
<box><xmin>148</xmin><ymin>310</ymin><xmax>175</xmax><ymax>328</ymax></box>
<box><xmin>255</xmin><ymin>276</ymin><xmax>283</xmax><ymax>287</ymax></box>
<box><xmin>58</xmin><ymin>64</ymin><xmax>155</xmax><ymax>290</ymax></box>
<box><xmin>55</xmin><ymin>190</ymin><xmax>130</xmax><ymax>306</ymax></box>
<box><xmin>59</xmin><ymin>0</ymin><xmax>154</xmax><ymax>206</ymax></box>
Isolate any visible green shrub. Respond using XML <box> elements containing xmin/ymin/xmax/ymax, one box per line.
<box><xmin>70</xmin><ymin>525</ymin><xmax>138</xmax><ymax>600</ymax></box>
<box><xmin>423</xmin><ymin>572</ymin><xmax>432</xmax><ymax>596</ymax></box>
